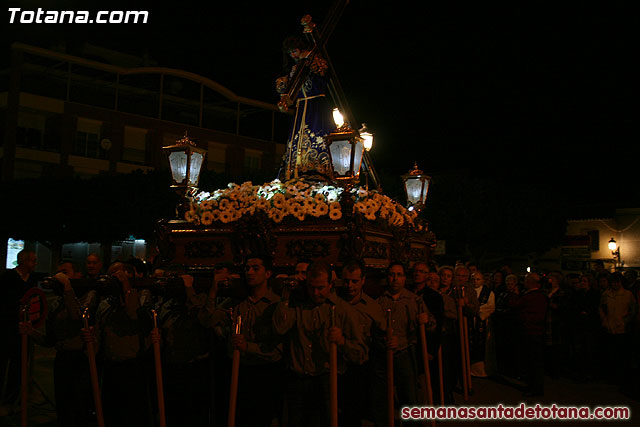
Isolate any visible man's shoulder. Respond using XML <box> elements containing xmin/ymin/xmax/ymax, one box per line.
<box><xmin>360</xmin><ymin>292</ymin><xmax>378</xmax><ymax>305</ymax></box>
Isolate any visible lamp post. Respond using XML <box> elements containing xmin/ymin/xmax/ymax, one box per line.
<box><xmin>163</xmin><ymin>132</ymin><xmax>207</xmax><ymax>220</ymax></box>
<box><xmin>608</xmin><ymin>237</ymin><xmax>621</xmax><ymax>270</ymax></box>
<box><xmin>402</xmin><ymin>162</ymin><xmax>431</xmax><ymax>212</ymax></box>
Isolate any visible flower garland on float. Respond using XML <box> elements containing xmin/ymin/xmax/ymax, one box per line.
<box><xmin>184</xmin><ymin>178</ymin><xmax>424</xmax><ymax>231</ymax></box>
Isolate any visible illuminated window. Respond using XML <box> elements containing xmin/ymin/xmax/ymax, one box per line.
<box><xmin>6</xmin><ymin>238</ymin><xmax>25</xmax><ymax>269</ymax></box>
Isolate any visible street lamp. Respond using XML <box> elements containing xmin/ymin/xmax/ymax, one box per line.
<box><xmin>163</xmin><ymin>132</ymin><xmax>207</xmax><ymax>219</ymax></box>
<box><xmin>608</xmin><ymin>237</ymin><xmax>621</xmax><ymax>269</ymax></box>
<box><xmin>402</xmin><ymin>162</ymin><xmax>431</xmax><ymax>212</ymax></box>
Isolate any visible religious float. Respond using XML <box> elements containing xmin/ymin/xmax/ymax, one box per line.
<box><xmin>155</xmin><ymin>9</ymin><xmax>436</xmax><ymax>275</ymax></box>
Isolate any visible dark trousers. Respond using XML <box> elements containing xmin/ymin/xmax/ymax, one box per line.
<box><xmin>235</xmin><ymin>362</ymin><xmax>284</xmax><ymax>427</ymax></box>
<box><xmin>0</xmin><ymin>330</ymin><xmax>21</xmax><ymax>406</ymax></box>
<box><xmin>285</xmin><ymin>372</ymin><xmax>331</xmax><ymax>427</ymax></box>
<box><xmin>54</xmin><ymin>350</ymin><xmax>93</xmax><ymax>427</ymax></box>
<box><xmin>371</xmin><ymin>346</ymin><xmax>419</xmax><ymax>426</ymax></box>
<box><xmin>522</xmin><ymin>334</ymin><xmax>545</xmax><ymax>395</ymax></box>
<box><xmin>102</xmin><ymin>359</ymin><xmax>151</xmax><ymax>427</ymax></box>
<box><xmin>440</xmin><ymin>332</ymin><xmax>458</xmax><ymax>404</ymax></box>
<box><xmin>605</xmin><ymin>333</ymin><xmax>632</xmax><ymax>385</ymax></box>
<box><xmin>165</xmin><ymin>358</ymin><xmax>211</xmax><ymax>427</ymax></box>
<box><xmin>340</xmin><ymin>362</ymin><xmax>372</xmax><ymax>426</ymax></box>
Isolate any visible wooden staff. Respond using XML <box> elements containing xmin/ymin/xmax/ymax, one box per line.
<box><xmin>417</xmin><ymin>312</ymin><xmax>436</xmax><ymax>427</ymax></box>
<box><xmin>386</xmin><ymin>308</ymin><xmax>394</xmax><ymax>427</ymax></box>
<box><xmin>456</xmin><ymin>289</ymin><xmax>469</xmax><ymax>401</ymax></box>
<box><xmin>151</xmin><ymin>310</ymin><xmax>166</xmax><ymax>427</ymax></box>
<box><xmin>330</xmin><ymin>305</ymin><xmax>338</xmax><ymax>427</ymax></box>
<box><xmin>463</xmin><ymin>316</ymin><xmax>473</xmax><ymax>393</ymax></box>
<box><xmin>437</xmin><ymin>347</ymin><xmax>445</xmax><ymax>407</ymax></box>
<box><xmin>20</xmin><ymin>306</ymin><xmax>28</xmax><ymax>427</ymax></box>
<box><xmin>82</xmin><ymin>308</ymin><xmax>105</xmax><ymax>427</ymax></box>
<box><xmin>227</xmin><ymin>311</ymin><xmax>242</xmax><ymax>427</ymax></box>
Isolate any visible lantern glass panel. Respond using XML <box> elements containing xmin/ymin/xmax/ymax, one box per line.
<box><xmin>352</xmin><ymin>139</ymin><xmax>364</xmax><ymax>176</ymax></box>
<box><xmin>168</xmin><ymin>151</ymin><xmax>188</xmax><ymax>184</ymax></box>
<box><xmin>329</xmin><ymin>139</ymin><xmax>353</xmax><ymax>176</ymax></box>
<box><xmin>188</xmin><ymin>152</ymin><xmax>204</xmax><ymax>186</ymax></box>
<box><xmin>405</xmin><ymin>178</ymin><xmax>423</xmax><ymax>205</ymax></box>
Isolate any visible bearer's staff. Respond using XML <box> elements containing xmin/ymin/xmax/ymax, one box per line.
<box><xmin>455</xmin><ymin>285</ymin><xmax>469</xmax><ymax>401</ymax></box>
<box><xmin>437</xmin><ymin>347</ymin><xmax>445</xmax><ymax>406</ymax></box>
<box><xmin>20</xmin><ymin>306</ymin><xmax>28</xmax><ymax>427</ymax></box>
<box><xmin>330</xmin><ymin>306</ymin><xmax>338</xmax><ymax>427</ymax></box>
<box><xmin>227</xmin><ymin>310</ymin><xmax>242</xmax><ymax>427</ymax></box>
<box><xmin>150</xmin><ymin>310</ymin><xmax>166</xmax><ymax>427</ymax></box>
<box><xmin>386</xmin><ymin>308</ymin><xmax>395</xmax><ymax>427</ymax></box>
<box><xmin>82</xmin><ymin>308</ymin><xmax>104</xmax><ymax>427</ymax></box>
<box><xmin>416</xmin><ymin>306</ymin><xmax>437</xmax><ymax>427</ymax></box>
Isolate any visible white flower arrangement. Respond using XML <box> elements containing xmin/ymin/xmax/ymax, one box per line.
<box><xmin>186</xmin><ymin>178</ymin><xmax>425</xmax><ymax>231</ymax></box>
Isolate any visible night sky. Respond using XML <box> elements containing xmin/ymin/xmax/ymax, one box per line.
<box><xmin>4</xmin><ymin>1</ymin><xmax>637</xmax><ymax>208</ymax></box>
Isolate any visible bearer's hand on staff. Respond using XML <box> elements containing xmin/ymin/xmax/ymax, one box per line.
<box><xmin>281</xmin><ymin>276</ymin><xmax>300</xmax><ymax>301</ymax></box>
<box><xmin>417</xmin><ymin>312</ymin><xmax>430</xmax><ymax>325</ymax></box>
<box><xmin>214</xmin><ymin>272</ymin><xmax>230</xmax><ymax>288</ymax></box>
<box><xmin>54</xmin><ymin>272</ymin><xmax>72</xmax><ymax>291</ymax></box>
<box><xmin>150</xmin><ymin>328</ymin><xmax>161</xmax><ymax>344</ymax></box>
<box><xmin>328</xmin><ymin>327</ymin><xmax>345</xmax><ymax>346</ymax></box>
<box><xmin>181</xmin><ymin>275</ymin><xmax>194</xmax><ymax>288</ymax></box>
<box><xmin>231</xmin><ymin>333</ymin><xmax>248</xmax><ymax>352</ymax></box>
<box><xmin>81</xmin><ymin>327</ymin><xmax>95</xmax><ymax>344</ymax></box>
<box><xmin>386</xmin><ymin>334</ymin><xmax>399</xmax><ymax>350</ymax></box>
<box><xmin>113</xmin><ymin>270</ymin><xmax>131</xmax><ymax>292</ymax></box>
<box><xmin>18</xmin><ymin>320</ymin><xmax>33</xmax><ymax>336</ymax></box>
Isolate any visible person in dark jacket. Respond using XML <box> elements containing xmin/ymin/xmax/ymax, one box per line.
<box><xmin>509</xmin><ymin>272</ymin><xmax>549</xmax><ymax>397</ymax></box>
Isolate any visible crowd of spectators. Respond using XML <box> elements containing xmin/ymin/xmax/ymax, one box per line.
<box><xmin>1</xmin><ymin>250</ymin><xmax>639</xmax><ymax>426</ymax></box>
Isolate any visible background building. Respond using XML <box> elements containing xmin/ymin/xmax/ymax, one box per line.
<box><xmin>1</xmin><ymin>42</ymin><xmax>288</xmax><ymax>272</ymax></box>
<box><xmin>537</xmin><ymin>208</ymin><xmax>640</xmax><ymax>273</ymax></box>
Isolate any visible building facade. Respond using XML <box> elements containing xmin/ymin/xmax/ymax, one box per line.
<box><xmin>1</xmin><ymin>43</ymin><xmax>288</xmax><ymax>272</ymax></box>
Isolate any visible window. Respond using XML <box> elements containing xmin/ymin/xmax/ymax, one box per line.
<box><xmin>588</xmin><ymin>230</ymin><xmax>599</xmax><ymax>251</ymax></box>
<box><xmin>16</xmin><ymin>112</ymin><xmax>45</xmax><ymax>149</ymax></box>
<box><xmin>75</xmin><ymin>118</ymin><xmax>104</xmax><ymax>159</ymax></box>
<box><xmin>244</xmin><ymin>149</ymin><xmax>262</xmax><ymax>172</ymax></box>
<box><xmin>123</xmin><ymin>126</ymin><xmax>147</xmax><ymax>164</ymax></box>
<box><xmin>207</xmin><ymin>141</ymin><xmax>226</xmax><ymax>173</ymax></box>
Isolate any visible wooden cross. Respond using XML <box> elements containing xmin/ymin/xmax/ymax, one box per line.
<box><xmin>278</xmin><ymin>0</ymin><xmax>382</xmax><ymax>190</ymax></box>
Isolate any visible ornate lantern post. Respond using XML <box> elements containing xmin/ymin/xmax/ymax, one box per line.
<box><xmin>162</xmin><ymin>132</ymin><xmax>207</xmax><ymax>219</ymax></box>
<box><xmin>402</xmin><ymin>162</ymin><xmax>431</xmax><ymax>212</ymax></box>
<box><xmin>325</xmin><ymin>127</ymin><xmax>365</xmax><ymax>189</ymax></box>
<box><xmin>325</xmin><ymin>115</ymin><xmax>373</xmax><ymax>189</ymax></box>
